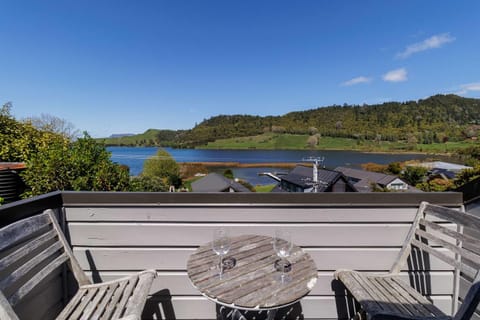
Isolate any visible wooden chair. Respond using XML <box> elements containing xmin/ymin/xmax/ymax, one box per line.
<box><xmin>335</xmin><ymin>201</ymin><xmax>480</xmax><ymax>320</ymax></box>
<box><xmin>0</xmin><ymin>209</ymin><xmax>156</xmax><ymax>320</ymax></box>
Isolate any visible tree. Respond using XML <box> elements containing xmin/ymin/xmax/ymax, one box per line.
<box><xmin>22</xmin><ymin>133</ymin><xmax>130</xmax><ymax>196</ymax></box>
<box><xmin>25</xmin><ymin>113</ymin><xmax>80</xmax><ymax>140</ymax></box>
<box><xmin>223</xmin><ymin>169</ymin><xmax>234</xmax><ymax>180</ymax></box>
<box><xmin>401</xmin><ymin>166</ymin><xmax>428</xmax><ymax>186</ymax></box>
<box><xmin>1</xmin><ymin>103</ymin><xmax>59</xmax><ymax>162</ymax></box>
<box><xmin>142</xmin><ymin>148</ymin><xmax>181</xmax><ymax>187</ymax></box>
<box><xmin>387</xmin><ymin>162</ymin><xmax>402</xmax><ymax>175</ymax></box>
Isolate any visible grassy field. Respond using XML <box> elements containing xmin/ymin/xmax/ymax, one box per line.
<box><xmin>254</xmin><ymin>184</ymin><xmax>277</xmax><ymax>192</ymax></box>
<box><xmin>201</xmin><ymin>133</ymin><xmax>478</xmax><ymax>154</ymax></box>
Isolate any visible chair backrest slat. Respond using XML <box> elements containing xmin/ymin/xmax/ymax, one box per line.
<box><xmin>415</xmin><ymin>228</ymin><xmax>480</xmax><ymax>268</ymax></box>
<box><xmin>409</xmin><ymin>202</ymin><xmax>480</xmax><ymax>320</ymax></box>
<box><xmin>0</xmin><ymin>241</ymin><xmax>63</xmax><ymax>292</ymax></box>
<box><xmin>9</xmin><ymin>253</ymin><xmax>69</xmax><ymax>306</ymax></box>
<box><xmin>419</xmin><ymin>218</ymin><xmax>480</xmax><ymax>253</ymax></box>
<box><xmin>0</xmin><ymin>209</ymin><xmax>91</xmax><ymax>315</ymax></box>
<box><xmin>410</xmin><ymin>238</ymin><xmax>477</xmax><ymax>279</ymax></box>
<box><xmin>0</xmin><ymin>230</ymin><xmax>57</xmax><ymax>273</ymax></box>
<box><xmin>0</xmin><ymin>213</ymin><xmax>50</xmax><ymax>251</ymax></box>
<box><xmin>0</xmin><ymin>291</ymin><xmax>19</xmax><ymax>320</ymax></box>
<box><xmin>424</xmin><ymin>204</ymin><xmax>480</xmax><ymax>230</ymax></box>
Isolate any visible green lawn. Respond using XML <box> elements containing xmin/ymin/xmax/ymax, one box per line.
<box><xmin>202</xmin><ymin>133</ymin><xmax>479</xmax><ymax>155</ymax></box>
<box><xmin>254</xmin><ymin>184</ymin><xmax>277</xmax><ymax>192</ymax></box>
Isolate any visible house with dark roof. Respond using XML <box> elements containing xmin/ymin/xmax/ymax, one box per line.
<box><xmin>335</xmin><ymin>166</ymin><xmax>414</xmax><ymax>192</ymax></box>
<box><xmin>273</xmin><ymin>165</ymin><xmax>357</xmax><ymax>193</ymax></box>
<box><xmin>191</xmin><ymin>173</ymin><xmax>251</xmax><ymax>192</ymax></box>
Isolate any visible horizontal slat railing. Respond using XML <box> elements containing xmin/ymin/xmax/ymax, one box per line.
<box><xmin>59</xmin><ymin>192</ymin><xmax>463</xmax><ymax>319</ymax></box>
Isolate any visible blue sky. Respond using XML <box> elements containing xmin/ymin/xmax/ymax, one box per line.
<box><xmin>1</xmin><ymin>1</ymin><xmax>479</xmax><ymax>137</ymax></box>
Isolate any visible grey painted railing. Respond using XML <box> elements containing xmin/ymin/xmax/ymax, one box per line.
<box><xmin>0</xmin><ymin>192</ymin><xmax>464</xmax><ymax>319</ymax></box>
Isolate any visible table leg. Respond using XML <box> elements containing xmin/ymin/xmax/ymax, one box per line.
<box><xmin>266</xmin><ymin>308</ymin><xmax>277</xmax><ymax>320</ymax></box>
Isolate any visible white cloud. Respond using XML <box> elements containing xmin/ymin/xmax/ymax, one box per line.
<box><xmin>455</xmin><ymin>82</ymin><xmax>480</xmax><ymax>95</ymax></box>
<box><xmin>341</xmin><ymin>76</ymin><xmax>372</xmax><ymax>86</ymax></box>
<box><xmin>383</xmin><ymin>68</ymin><xmax>408</xmax><ymax>82</ymax></box>
<box><xmin>397</xmin><ymin>33</ymin><xmax>455</xmax><ymax>59</ymax></box>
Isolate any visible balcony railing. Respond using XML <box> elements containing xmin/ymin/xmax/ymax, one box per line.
<box><xmin>0</xmin><ymin>191</ymin><xmax>464</xmax><ymax>319</ymax></box>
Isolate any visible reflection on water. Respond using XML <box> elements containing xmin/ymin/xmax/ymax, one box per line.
<box><xmin>107</xmin><ymin>147</ymin><xmax>433</xmax><ymax>185</ymax></box>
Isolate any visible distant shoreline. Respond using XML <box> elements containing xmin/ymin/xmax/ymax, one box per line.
<box><xmin>180</xmin><ymin>162</ymin><xmax>298</xmax><ymax>168</ymax></box>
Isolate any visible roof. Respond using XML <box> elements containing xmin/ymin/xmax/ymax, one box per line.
<box><xmin>411</xmin><ymin>161</ymin><xmax>472</xmax><ymax>172</ymax></box>
<box><xmin>0</xmin><ymin>162</ymin><xmax>26</xmax><ymax>170</ymax></box>
<box><xmin>429</xmin><ymin>168</ymin><xmax>457</xmax><ymax>180</ymax></box>
<box><xmin>280</xmin><ymin>165</ymin><xmax>351</xmax><ymax>192</ymax></box>
<box><xmin>335</xmin><ymin>166</ymin><xmax>408</xmax><ymax>192</ymax></box>
<box><xmin>191</xmin><ymin>173</ymin><xmax>251</xmax><ymax>192</ymax></box>
<box><xmin>336</xmin><ymin>167</ymin><xmax>398</xmax><ymax>184</ymax></box>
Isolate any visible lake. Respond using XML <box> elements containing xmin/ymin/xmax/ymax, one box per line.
<box><xmin>108</xmin><ymin>147</ymin><xmax>432</xmax><ymax>185</ymax></box>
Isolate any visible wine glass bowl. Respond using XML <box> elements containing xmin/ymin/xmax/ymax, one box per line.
<box><xmin>212</xmin><ymin>228</ymin><xmax>231</xmax><ymax>278</ymax></box>
<box><xmin>273</xmin><ymin>230</ymin><xmax>292</xmax><ymax>283</ymax></box>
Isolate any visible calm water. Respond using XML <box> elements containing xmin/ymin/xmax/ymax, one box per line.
<box><xmin>108</xmin><ymin>147</ymin><xmax>431</xmax><ymax>185</ymax></box>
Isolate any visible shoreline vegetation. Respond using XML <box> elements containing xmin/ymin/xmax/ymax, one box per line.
<box><xmin>180</xmin><ymin>161</ymin><xmax>298</xmax><ymax>168</ymax></box>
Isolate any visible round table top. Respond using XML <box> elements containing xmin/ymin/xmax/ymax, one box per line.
<box><xmin>186</xmin><ymin>234</ymin><xmax>318</xmax><ymax>311</ymax></box>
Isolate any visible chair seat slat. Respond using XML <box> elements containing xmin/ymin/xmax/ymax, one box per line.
<box><xmin>78</xmin><ymin>286</ymin><xmax>108</xmax><ymax>320</ymax></box>
<box><xmin>111</xmin><ymin>277</ymin><xmax>138</xmax><ymax>319</ymax></box>
<box><xmin>98</xmin><ymin>280</ymin><xmax>128</xmax><ymax>319</ymax></box>
<box><xmin>90</xmin><ymin>283</ymin><xmax>119</xmax><ymax>319</ymax></box>
<box><xmin>335</xmin><ymin>202</ymin><xmax>480</xmax><ymax>320</ymax></box>
<box><xmin>1</xmin><ymin>211</ymin><xmax>155</xmax><ymax>320</ymax></box>
<box><xmin>68</xmin><ymin>287</ymin><xmax>98</xmax><ymax>320</ymax></box>
<box><xmin>56</xmin><ymin>289</ymin><xmax>88</xmax><ymax>320</ymax></box>
<box><xmin>336</xmin><ymin>270</ymin><xmax>448</xmax><ymax>319</ymax></box>
<box><xmin>391</xmin><ymin>277</ymin><xmax>446</xmax><ymax>317</ymax></box>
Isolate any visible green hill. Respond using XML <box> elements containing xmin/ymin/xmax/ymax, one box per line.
<box><xmin>100</xmin><ymin>94</ymin><xmax>480</xmax><ymax>150</ymax></box>
<box><xmin>98</xmin><ymin>129</ymin><xmax>185</xmax><ymax>147</ymax></box>
<box><xmin>179</xmin><ymin>94</ymin><xmax>480</xmax><ymax>147</ymax></box>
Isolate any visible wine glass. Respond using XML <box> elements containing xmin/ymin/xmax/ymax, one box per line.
<box><xmin>212</xmin><ymin>228</ymin><xmax>231</xmax><ymax>278</ymax></box>
<box><xmin>274</xmin><ymin>229</ymin><xmax>292</xmax><ymax>283</ymax></box>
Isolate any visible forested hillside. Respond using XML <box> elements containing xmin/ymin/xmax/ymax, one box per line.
<box><xmin>103</xmin><ymin>94</ymin><xmax>480</xmax><ymax>147</ymax></box>
<box><xmin>179</xmin><ymin>94</ymin><xmax>480</xmax><ymax>147</ymax></box>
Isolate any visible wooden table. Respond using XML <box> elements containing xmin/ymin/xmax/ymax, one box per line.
<box><xmin>187</xmin><ymin>234</ymin><xmax>318</xmax><ymax>316</ymax></box>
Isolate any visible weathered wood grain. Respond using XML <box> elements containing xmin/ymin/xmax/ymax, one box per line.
<box><xmin>67</xmin><ymin>222</ymin><xmax>412</xmax><ymax>247</ymax></box>
<box><xmin>0</xmin><ymin>210</ymin><xmax>157</xmax><ymax>320</ymax></box>
<box><xmin>187</xmin><ymin>235</ymin><xmax>317</xmax><ymax>311</ymax></box>
<box><xmin>335</xmin><ymin>202</ymin><xmax>480</xmax><ymax>320</ymax></box>
<box><xmin>65</xmin><ymin>207</ymin><xmax>420</xmax><ymax>222</ymax></box>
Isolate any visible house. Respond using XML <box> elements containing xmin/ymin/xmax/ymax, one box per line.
<box><xmin>335</xmin><ymin>166</ymin><xmax>412</xmax><ymax>192</ymax></box>
<box><xmin>410</xmin><ymin>161</ymin><xmax>472</xmax><ymax>173</ymax></box>
<box><xmin>191</xmin><ymin>172</ymin><xmax>251</xmax><ymax>192</ymax></box>
<box><xmin>273</xmin><ymin>165</ymin><xmax>357</xmax><ymax>193</ymax></box>
<box><xmin>408</xmin><ymin>161</ymin><xmax>472</xmax><ymax>182</ymax></box>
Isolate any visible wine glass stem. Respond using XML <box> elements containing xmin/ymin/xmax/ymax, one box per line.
<box><xmin>219</xmin><ymin>255</ymin><xmax>223</xmax><ymax>276</ymax></box>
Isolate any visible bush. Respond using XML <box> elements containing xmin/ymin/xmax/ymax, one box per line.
<box><xmin>130</xmin><ymin>175</ymin><xmax>168</xmax><ymax>192</ymax></box>
<box><xmin>143</xmin><ymin>149</ymin><xmax>179</xmax><ymax>177</ymax></box>
<box><xmin>401</xmin><ymin>166</ymin><xmax>428</xmax><ymax>186</ymax></box>
<box><xmin>22</xmin><ymin>133</ymin><xmax>130</xmax><ymax>196</ymax></box>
